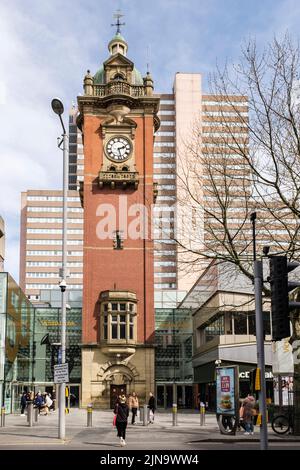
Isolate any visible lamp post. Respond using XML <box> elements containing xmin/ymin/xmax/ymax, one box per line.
<box><xmin>51</xmin><ymin>98</ymin><xmax>68</xmax><ymax>440</ymax></box>
<box><xmin>250</xmin><ymin>212</ymin><xmax>268</xmax><ymax>450</ymax></box>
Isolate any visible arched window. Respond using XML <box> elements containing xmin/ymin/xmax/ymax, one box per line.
<box><xmin>122</xmin><ymin>166</ymin><xmax>129</xmax><ymax>171</ymax></box>
<box><xmin>113</xmin><ymin>73</ymin><xmax>125</xmax><ymax>81</ymax></box>
<box><xmin>110</xmin><ymin>166</ymin><xmax>116</xmax><ymax>171</ymax></box>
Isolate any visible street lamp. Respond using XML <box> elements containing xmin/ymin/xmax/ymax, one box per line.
<box><xmin>51</xmin><ymin>98</ymin><xmax>68</xmax><ymax>440</ymax></box>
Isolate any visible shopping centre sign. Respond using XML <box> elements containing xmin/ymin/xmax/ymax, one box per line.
<box><xmin>239</xmin><ymin>371</ymin><xmax>273</xmax><ymax>379</ymax></box>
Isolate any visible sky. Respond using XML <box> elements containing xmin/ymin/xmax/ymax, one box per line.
<box><xmin>1</xmin><ymin>0</ymin><xmax>300</xmax><ymax>281</ymax></box>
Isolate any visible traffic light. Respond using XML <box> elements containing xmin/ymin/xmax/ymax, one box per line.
<box><xmin>269</xmin><ymin>256</ymin><xmax>300</xmax><ymax>341</ymax></box>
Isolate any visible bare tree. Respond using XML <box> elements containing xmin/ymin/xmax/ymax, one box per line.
<box><xmin>174</xmin><ymin>34</ymin><xmax>300</xmax><ymax>434</ymax></box>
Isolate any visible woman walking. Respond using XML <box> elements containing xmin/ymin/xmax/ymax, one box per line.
<box><xmin>128</xmin><ymin>392</ymin><xmax>139</xmax><ymax>425</ymax></box>
<box><xmin>242</xmin><ymin>395</ymin><xmax>256</xmax><ymax>435</ymax></box>
<box><xmin>114</xmin><ymin>394</ymin><xmax>129</xmax><ymax>447</ymax></box>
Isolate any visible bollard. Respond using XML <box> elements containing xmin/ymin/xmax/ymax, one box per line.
<box><xmin>143</xmin><ymin>404</ymin><xmax>148</xmax><ymax>426</ymax></box>
<box><xmin>87</xmin><ymin>404</ymin><xmax>93</xmax><ymax>427</ymax></box>
<box><xmin>200</xmin><ymin>403</ymin><xmax>206</xmax><ymax>426</ymax></box>
<box><xmin>27</xmin><ymin>402</ymin><xmax>31</xmax><ymax>423</ymax></box>
<box><xmin>140</xmin><ymin>406</ymin><xmax>144</xmax><ymax>423</ymax></box>
<box><xmin>34</xmin><ymin>406</ymin><xmax>39</xmax><ymax>424</ymax></box>
<box><xmin>27</xmin><ymin>402</ymin><xmax>33</xmax><ymax>427</ymax></box>
<box><xmin>172</xmin><ymin>403</ymin><xmax>178</xmax><ymax>426</ymax></box>
<box><xmin>1</xmin><ymin>407</ymin><xmax>5</xmax><ymax>427</ymax></box>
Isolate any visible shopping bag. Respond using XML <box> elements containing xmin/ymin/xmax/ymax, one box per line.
<box><xmin>113</xmin><ymin>414</ymin><xmax>117</xmax><ymax>426</ymax></box>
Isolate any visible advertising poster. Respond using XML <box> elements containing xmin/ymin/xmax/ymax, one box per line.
<box><xmin>282</xmin><ymin>376</ymin><xmax>293</xmax><ymax>405</ymax></box>
<box><xmin>216</xmin><ymin>366</ymin><xmax>236</xmax><ymax>415</ymax></box>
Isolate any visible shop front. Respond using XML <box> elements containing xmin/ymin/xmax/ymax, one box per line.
<box><xmin>155</xmin><ymin>308</ymin><xmax>194</xmax><ymax>408</ymax></box>
<box><xmin>0</xmin><ymin>273</ymin><xmax>35</xmax><ymax>413</ymax></box>
<box><xmin>194</xmin><ymin>361</ymin><xmax>274</xmax><ymax>411</ymax></box>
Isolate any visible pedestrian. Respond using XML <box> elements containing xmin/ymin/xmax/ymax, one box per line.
<box><xmin>34</xmin><ymin>391</ymin><xmax>44</xmax><ymax>414</ymax></box>
<box><xmin>51</xmin><ymin>389</ymin><xmax>56</xmax><ymax>411</ymax></box>
<box><xmin>148</xmin><ymin>392</ymin><xmax>156</xmax><ymax>424</ymax></box>
<box><xmin>20</xmin><ymin>392</ymin><xmax>27</xmax><ymax>416</ymax></box>
<box><xmin>242</xmin><ymin>395</ymin><xmax>256</xmax><ymax>435</ymax></box>
<box><xmin>114</xmin><ymin>394</ymin><xmax>129</xmax><ymax>447</ymax></box>
<box><xmin>42</xmin><ymin>393</ymin><xmax>53</xmax><ymax>415</ymax></box>
<box><xmin>128</xmin><ymin>392</ymin><xmax>139</xmax><ymax>425</ymax></box>
<box><xmin>238</xmin><ymin>400</ymin><xmax>246</xmax><ymax>431</ymax></box>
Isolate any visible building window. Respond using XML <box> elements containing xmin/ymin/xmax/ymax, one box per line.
<box><xmin>129</xmin><ymin>315</ymin><xmax>134</xmax><ymax>339</ymax></box>
<box><xmin>104</xmin><ymin>315</ymin><xmax>108</xmax><ymax>339</ymax></box>
<box><xmin>203</xmin><ymin>315</ymin><xmax>224</xmax><ymax>343</ymax></box>
<box><xmin>100</xmin><ymin>300</ymin><xmax>137</xmax><ymax>342</ymax></box>
<box><xmin>233</xmin><ymin>312</ymin><xmax>248</xmax><ymax>335</ymax></box>
<box><xmin>120</xmin><ymin>315</ymin><xmax>126</xmax><ymax>339</ymax></box>
<box><xmin>111</xmin><ymin>315</ymin><xmax>118</xmax><ymax>338</ymax></box>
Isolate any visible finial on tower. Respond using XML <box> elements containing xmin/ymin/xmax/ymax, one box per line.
<box><xmin>111</xmin><ymin>9</ymin><xmax>125</xmax><ymax>34</ymax></box>
<box><xmin>146</xmin><ymin>45</ymin><xmax>151</xmax><ymax>74</ymax></box>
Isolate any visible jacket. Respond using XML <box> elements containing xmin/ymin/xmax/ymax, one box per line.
<box><xmin>114</xmin><ymin>402</ymin><xmax>129</xmax><ymax>423</ymax></box>
<box><xmin>148</xmin><ymin>396</ymin><xmax>156</xmax><ymax>411</ymax></box>
<box><xmin>242</xmin><ymin>398</ymin><xmax>255</xmax><ymax>423</ymax></box>
<box><xmin>128</xmin><ymin>395</ymin><xmax>139</xmax><ymax>409</ymax></box>
<box><xmin>34</xmin><ymin>395</ymin><xmax>44</xmax><ymax>407</ymax></box>
<box><xmin>21</xmin><ymin>395</ymin><xmax>27</xmax><ymax>406</ymax></box>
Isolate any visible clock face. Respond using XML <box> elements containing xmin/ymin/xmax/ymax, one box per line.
<box><xmin>106</xmin><ymin>136</ymin><xmax>132</xmax><ymax>162</ymax></box>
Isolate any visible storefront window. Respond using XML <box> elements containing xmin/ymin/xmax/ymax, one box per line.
<box><xmin>204</xmin><ymin>315</ymin><xmax>224</xmax><ymax>343</ymax></box>
<box><xmin>233</xmin><ymin>312</ymin><xmax>248</xmax><ymax>334</ymax></box>
<box><xmin>248</xmin><ymin>314</ymin><xmax>256</xmax><ymax>335</ymax></box>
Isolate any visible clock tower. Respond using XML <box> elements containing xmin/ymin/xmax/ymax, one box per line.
<box><xmin>77</xmin><ymin>25</ymin><xmax>160</xmax><ymax>407</ymax></box>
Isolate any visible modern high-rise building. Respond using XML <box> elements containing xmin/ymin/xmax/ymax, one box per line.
<box><xmin>19</xmin><ymin>190</ymin><xmax>83</xmax><ymax>300</ymax></box>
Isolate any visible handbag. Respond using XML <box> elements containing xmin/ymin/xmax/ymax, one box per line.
<box><xmin>113</xmin><ymin>403</ymin><xmax>118</xmax><ymax>426</ymax></box>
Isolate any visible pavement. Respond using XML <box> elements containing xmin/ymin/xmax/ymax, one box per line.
<box><xmin>0</xmin><ymin>408</ymin><xmax>299</xmax><ymax>450</ymax></box>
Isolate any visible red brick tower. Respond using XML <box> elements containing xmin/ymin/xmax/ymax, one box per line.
<box><xmin>77</xmin><ymin>30</ymin><xmax>160</xmax><ymax>407</ymax></box>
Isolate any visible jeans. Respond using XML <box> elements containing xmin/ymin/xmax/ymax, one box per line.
<box><xmin>245</xmin><ymin>420</ymin><xmax>254</xmax><ymax>433</ymax></box>
<box><xmin>116</xmin><ymin>422</ymin><xmax>127</xmax><ymax>439</ymax></box>
<box><xmin>131</xmin><ymin>407</ymin><xmax>137</xmax><ymax>424</ymax></box>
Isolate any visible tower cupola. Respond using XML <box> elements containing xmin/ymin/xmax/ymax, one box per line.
<box><xmin>108</xmin><ymin>32</ymin><xmax>128</xmax><ymax>56</ymax></box>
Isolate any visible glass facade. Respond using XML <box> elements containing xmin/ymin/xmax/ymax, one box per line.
<box><xmin>33</xmin><ymin>307</ymin><xmax>82</xmax><ymax>385</ymax></box>
<box><xmin>155</xmin><ymin>308</ymin><xmax>193</xmax><ymax>408</ymax></box>
<box><xmin>0</xmin><ymin>276</ymin><xmax>82</xmax><ymax>413</ymax></box>
<box><xmin>0</xmin><ymin>273</ymin><xmax>35</xmax><ymax>413</ymax></box>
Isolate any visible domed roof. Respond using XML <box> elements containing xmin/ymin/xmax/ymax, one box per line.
<box><xmin>108</xmin><ymin>32</ymin><xmax>127</xmax><ymax>46</ymax></box>
<box><xmin>93</xmin><ymin>66</ymin><xmax>143</xmax><ymax>86</ymax></box>
<box><xmin>132</xmin><ymin>67</ymin><xmax>143</xmax><ymax>85</ymax></box>
<box><xmin>94</xmin><ymin>66</ymin><xmax>105</xmax><ymax>84</ymax></box>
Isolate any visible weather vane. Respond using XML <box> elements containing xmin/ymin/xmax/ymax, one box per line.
<box><xmin>111</xmin><ymin>10</ymin><xmax>125</xmax><ymax>34</ymax></box>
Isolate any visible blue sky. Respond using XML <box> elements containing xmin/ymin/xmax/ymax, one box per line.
<box><xmin>1</xmin><ymin>0</ymin><xmax>300</xmax><ymax>280</ymax></box>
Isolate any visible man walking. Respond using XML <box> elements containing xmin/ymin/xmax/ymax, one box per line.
<box><xmin>20</xmin><ymin>392</ymin><xmax>27</xmax><ymax>416</ymax></box>
<box><xmin>128</xmin><ymin>392</ymin><xmax>139</xmax><ymax>425</ymax></box>
<box><xmin>148</xmin><ymin>392</ymin><xmax>156</xmax><ymax>424</ymax></box>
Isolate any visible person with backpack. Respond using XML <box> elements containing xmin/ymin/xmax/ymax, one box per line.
<box><xmin>114</xmin><ymin>394</ymin><xmax>129</xmax><ymax>447</ymax></box>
